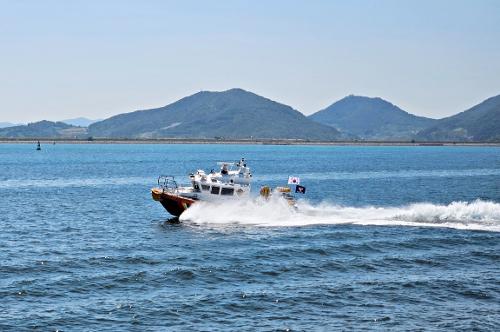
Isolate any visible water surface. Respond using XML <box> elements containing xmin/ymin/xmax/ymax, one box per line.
<box><xmin>1</xmin><ymin>144</ymin><xmax>499</xmax><ymax>330</ymax></box>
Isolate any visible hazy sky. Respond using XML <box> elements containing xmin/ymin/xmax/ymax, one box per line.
<box><xmin>1</xmin><ymin>0</ymin><xmax>500</xmax><ymax>123</ymax></box>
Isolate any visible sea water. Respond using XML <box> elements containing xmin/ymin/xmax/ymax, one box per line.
<box><xmin>0</xmin><ymin>144</ymin><xmax>499</xmax><ymax>330</ymax></box>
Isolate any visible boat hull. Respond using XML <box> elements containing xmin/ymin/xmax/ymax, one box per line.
<box><xmin>151</xmin><ymin>188</ymin><xmax>196</xmax><ymax>217</ymax></box>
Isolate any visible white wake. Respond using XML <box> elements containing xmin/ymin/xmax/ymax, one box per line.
<box><xmin>179</xmin><ymin>197</ymin><xmax>500</xmax><ymax>232</ymax></box>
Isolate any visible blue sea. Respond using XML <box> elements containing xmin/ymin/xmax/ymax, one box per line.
<box><xmin>1</xmin><ymin>143</ymin><xmax>499</xmax><ymax>331</ymax></box>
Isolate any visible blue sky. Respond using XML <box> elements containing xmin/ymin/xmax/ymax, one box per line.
<box><xmin>1</xmin><ymin>0</ymin><xmax>499</xmax><ymax>122</ymax></box>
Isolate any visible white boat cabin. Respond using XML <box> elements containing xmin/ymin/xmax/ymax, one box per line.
<box><xmin>179</xmin><ymin>158</ymin><xmax>252</xmax><ymax>200</ymax></box>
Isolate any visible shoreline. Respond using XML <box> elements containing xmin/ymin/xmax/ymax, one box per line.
<box><xmin>0</xmin><ymin>138</ymin><xmax>499</xmax><ymax>146</ymax></box>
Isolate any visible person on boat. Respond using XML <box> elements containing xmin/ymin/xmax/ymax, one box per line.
<box><xmin>221</xmin><ymin>164</ymin><xmax>229</xmax><ymax>175</ymax></box>
<box><xmin>237</xmin><ymin>158</ymin><xmax>247</xmax><ymax>167</ymax></box>
<box><xmin>260</xmin><ymin>186</ymin><xmax>271</xmax><ymax>199</ymax></box>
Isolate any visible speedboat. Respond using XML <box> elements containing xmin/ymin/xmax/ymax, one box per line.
<box><xmin>151</xmin><ymin>158</ymin><xmax>299</xmax><ymax>217</ymax></box>
<box><xmin>152</xmin><ymin>158</ymin><xmax>253</xmax><ymax>216</ymax></box>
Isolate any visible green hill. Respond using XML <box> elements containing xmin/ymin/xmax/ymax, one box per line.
<box><xmin>89</xmin><ymin>88</ymin><xmax>342</xmax><ymax>140</ymax></box>
<box><xmin>0</xmin><ymin>120</ymin><xmax>87</xmax><ymax>138</ymax></box>
<box><xmin>309</xmin><ymin>95</ymin><xmax>436</xmax><ymax>140</ymax></box>
<box><xmin>416</xmin><ymin>94</ymin><xmax>500</xmax><ymax>142</ymax></box>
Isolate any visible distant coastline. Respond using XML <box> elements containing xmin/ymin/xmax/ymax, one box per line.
<box><xmin>2</xmin><ymin>90</ymin><xmax>499</xmax><ymax>142</ymax></box>
<box><xmin>1</xmin><ymin>138</ymin><xmax>499</xmax><ymax>146</ymax></box>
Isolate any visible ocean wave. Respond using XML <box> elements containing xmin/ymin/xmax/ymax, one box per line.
<box><xmin>255</xmin><ymin>168</ymin><xmax>500</xmax><ymax>182</ymax></box>
<box><xmin>2</xmin><ymin>168</ymin><xmax>497</xmax><ymax>189</ymax></box>
<box><xmin>179</xmin><ymin>198</ymin><xmax>500</xmax><ymax>232</ymax></box>
<box><xmin>0</xmin><ymin>177</ymin><xmax>150</xmax><ymax>189</ymax></box>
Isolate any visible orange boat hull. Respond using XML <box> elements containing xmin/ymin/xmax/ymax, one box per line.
<box><xmin>151</xmin><ymin>188</ymin><xmax>196</xmax><ymax>217</ymax></box>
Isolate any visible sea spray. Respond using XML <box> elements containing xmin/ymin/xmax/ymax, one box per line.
<box><xmin>179</xmin><ymin>198</ymin><xmax>500</xmax><ymax>232</ymax></box>
<box><xmin>394</xmin><ymin>200</ymin><xmax>500</xmax><ymax>225</ymax></box>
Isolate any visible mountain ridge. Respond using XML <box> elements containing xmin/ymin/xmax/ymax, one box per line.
<box><xmin>88</xmin><ymin>88</ymin><xmax>343</xmax><ymax>140</ymax></box>
<box><xmin>0</xmin><ymin>122</ymin><xmax>23</xmax><ymax>128</ymax></box>
<box><xmin>1</xmin><ymin>90</ymin><xmax>499</xmax><ymax>142</ymax></box>
<box><xmin>61</xmin><ymin>117</ymin><xmax>102</xmax><ymax>127</ymax></box>
<box><xmin>0</xmin><ymin>120</ymin><xmax>87</xmax><ymax>138</ymax></box>
<box><xmin>416</xmin><ymin>94</ymin><xmax>500</xmax><ymax>142</ymax></box>
<box><xmin>308</xmin><ymin>95</ymin><xmax>436</xmax><ymax>140</ymax></box>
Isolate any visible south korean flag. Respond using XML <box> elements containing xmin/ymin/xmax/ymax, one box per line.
<box><xmin>288</xmin><ymin>176</ymin><xmax>300</xmax><ymax>185</ymax></box>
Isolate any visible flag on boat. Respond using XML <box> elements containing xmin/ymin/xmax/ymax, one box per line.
<box><xmin>288</xmin><ymin>176</ymin><xmax>300</xmax><ymax>185</ymax></box>
<box><xmin>295</xmin><ymin>185</ymin><xmax>306</xmax><ymax>194</ymax></box>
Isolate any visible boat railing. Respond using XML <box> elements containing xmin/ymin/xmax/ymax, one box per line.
<box><xmin>157</xmin><ymin>175</ymin><xmax>178</xmax><ymax>193</ymax></box>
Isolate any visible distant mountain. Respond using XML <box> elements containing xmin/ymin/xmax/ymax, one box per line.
<box><xmin>61</xmin><ymin>117</ymin><xmax>101</xmax><ymax>127</ymax></box>
<box><xmin>416</xmin><ymin>94</ymin><xmax>500</xmax><ymax>142</ymax></box>
<box><xmin>89</xmin><ymin>88</ymin><xmax>342</xmax><ymax>140</ymax></box>
<box><xmin>0</xmin><ymin>120</ymin><xmax>88</xmax><ymax>138</ymax></box>
<box><xmin>309</xmin><ymin>95</ymin><xmax>436</xmax><ymax>140</ymax></box>
<box><xmin>0</xmin><ymin>122</ymin><xmax>22</xmax><ymax>128</ymax></box>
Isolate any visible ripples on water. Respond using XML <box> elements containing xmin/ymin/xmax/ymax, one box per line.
<box><xmin>0</xmin><ymin>144</ymin><xmax>499</xmax><ymax>330</ymax></box>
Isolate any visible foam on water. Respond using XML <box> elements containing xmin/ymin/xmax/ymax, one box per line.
<box><xmin>180</xmin><ymin>198</ymin><xmax>500</xmax><ymax>232</ymax></box>
<box><xmin>1</xmin><ymin>144</ymin><xmax>499</xmax><ymax>330</ymax></box>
